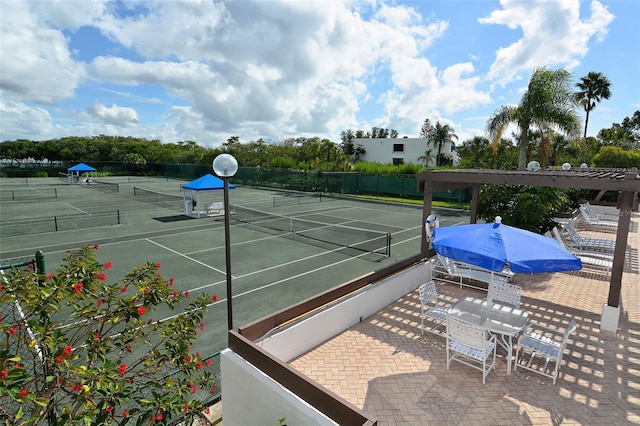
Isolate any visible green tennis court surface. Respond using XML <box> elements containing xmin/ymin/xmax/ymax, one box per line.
<box><xmin>0</xmin><ymin>176</ymin><xmax>470</xmax><ymax>356</ymax></box>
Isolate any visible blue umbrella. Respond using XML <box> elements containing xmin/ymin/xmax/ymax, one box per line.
<box><xmin>432</xmin><ymin>217</ymin><xmax>582</xmax><ymax>274</ymax></box>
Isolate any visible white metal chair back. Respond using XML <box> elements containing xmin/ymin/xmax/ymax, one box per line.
<box><xmin>563</xmin><ymin>220</ymin><xmax>584</xmax><ymax>245</ymax></box>
<box><xmin>515</xmin><ymin>319</ymin><xmax>577</xmax><ymax>384</ymax></box>
<box><xmin>487</xmin><ymin>281</ymin><xmax>522</xmax><ymax>309</ymax></box>
<box><xmin>446</xmin><ymin>316</ymin><xmax>496</xmax><ymax>384</ymax></box>
<box><xmin>418</xmin><ymin>280</ymin><xmax>448</xmax><ymax>336</ymax></box>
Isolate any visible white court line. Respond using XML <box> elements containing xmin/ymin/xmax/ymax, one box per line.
<box><xmin>153</xmin><ymin>232</ymin><xmax>423</xmax><ymax>326</ymax></box>
<box><xmin>65</xmin><ymin>203</ymin><xmax>89</xmax><ymax>214</ymax></box>
<box><xmin>145</xmin><ymin>238</ymin><xmax>228</xmax><ymax>276</ymax></box>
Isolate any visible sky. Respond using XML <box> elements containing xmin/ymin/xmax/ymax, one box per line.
<box><xmin>1</xmin><ymin>0</ymin><xmax>639</xmax><ymax>148</ymax></box>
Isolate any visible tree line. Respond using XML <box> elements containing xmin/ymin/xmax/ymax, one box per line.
<box><xmin>1</xmin><ymin>69</ymin><xmax>638</xmax><ymax>172</ymax></box>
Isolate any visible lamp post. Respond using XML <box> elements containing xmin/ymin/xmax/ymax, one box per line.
<box><xmin>212</xmin><ymin>153</ymin><xmax>238</xmax><ymax>330</ymax></box>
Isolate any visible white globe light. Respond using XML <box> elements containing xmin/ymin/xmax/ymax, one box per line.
<box><xmin>526</xmin><ymin>161</ymin><xmax>540</xmax><ymax>171</ymax></box>
<box><xmin>580</xmin><ymin>163</ymin><xmax>588</xmax><ymax>169</ymax></box>
<box><xmin>212</xmin><ymin>154</ymin><xmax>238</xmax><ymax>177</ymax></box>
<box><xmin>562</xmin><ymin>163</ymin><xmax>571</xmax><ymax>170</ymax></box>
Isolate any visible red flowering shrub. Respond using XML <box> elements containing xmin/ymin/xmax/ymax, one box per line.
<box><xmin>0</xmin><ymin>246</ymin><xmax>216</xmax><ymax>425</ymax></box>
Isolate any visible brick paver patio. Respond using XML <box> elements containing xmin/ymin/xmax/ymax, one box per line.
<box><xmin>290</xmin><ymin>215</ymin><xmax>640</xmax><ymax>425</ymax></box>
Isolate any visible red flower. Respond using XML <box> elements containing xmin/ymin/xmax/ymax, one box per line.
<box><xmin>155</xmin><ymin>262</ymin><xmax>161</xmax><ymax>268</ymax></box>
<box><xmin>55</xmin><ymin>356</ymin><xmax>64</xmax><ymax>364</ymax></box>
<box><xmin>14</xmin><ymin>364</ymin><xmax>24</xmax><ymax>369</ymax></box>
<box><xmin>155</xmin><ymin>273</ymin><xmax>161</xmax><ymax>277</ymax></box>
<box><xmin>0</xmin><ymin>370</ymin><xmax>8</xmax><ymax>379</ymax></box>
<box><xmin>205</xmin><ymin>407</ymin><xmax>210</xmax><ymax>414</ymax></box>
<box><xmin>153</xmin><ymin>413</ymin><xmax>163</xmax><ymax>421</ymax></box>
<box><xmin>27</xmin><ymin>263</ymin><xmax>34</xmax><ymax>270</ymax></box>
<box><xmin>97</xmin><ymin>272</ymin><xmax>106</xmax><ymax>281</ymax></box>
<box><xmin>183</xmin><ymin>404</ymin><xmax>189</xmax><ymax>413</ymax></box>
<box><xmin>94</xmin><ymin>333</ymin><xmax>101</xmax><ymax>340</ymax></box>
<box><xmin>184</xmin><ymin>355</ymin><xmax>191</xmax><ymax>364</ymax></box>
<box><xmin>121</xmin><ymin>286</ymin><xmax>128</xmax><ymax>293</ymax></box>
<box><xmin>172</xmin><ymin>290</ymin><xmax>178</xmax><ymax>297</ymax></box>
<box><xmin>169</xmin><ymin>277</ymin><xmax>175</xmax><ymax>285</ymax></box>
<box><xmin>71</xmin><ymin>383</ymin><xmax>82</xmax><ymax>392</ymax></box>
<box><xmin>63</xmin><ymin>345</ymin><xmax>73</xmax><ymax>356</ymax></box>
<box><xmin>72</xmin><ymin>282</ymin><xmax>83</xmax><ymax>293</ymax></box>
<box><xmin>106</xmin><ymin>406</ymin><xmax>114</xmax><ymax>413</ymax></box>
<box><xmin>125</xmin><ymin>344</ymin><xmax>132</xmax><ymax>353</ymax></box>
<box><xmin>19</xmin><ymin>389</ymin><xmax>28</xmax><ymax>398</ymax></box>
<box><xmin>121</xmin><ymin>411</ymin><xmax>129</xmax><ymax>417</ymax></box>
<box><xmin>93</xmin><ymin>244</ymin><xmax>99</xmax><ymax>250</ymax></box>
<box><xmin>185</xmin><ymin>291</ymin><xmax>190</xmax><ymax>298</ymax></box>
<box><xmin>55</xmin><ymin>376</ymin><xmax>62</xmax><ymax>386</ymax></box>
<box><xmin>197</xmin><ymin>361</ymin><xmax>203</xmax><ymax>370</ymax></box>
<box><xmin>46</xmin><ymin>272</ymin><xmax>55</xmax><ymax>279</ymax></box>
<box><xmin>210</xmin><ymin>386</ymin><xmax>217</xmax><ymax>394</ymax></box>
<box><xmin>9</xmin><ymin>326</ymin><xmax>18</xmax><ymax>336</ymax></box>
<box><xmin>212</xmin><ymin>294</ymin><xmax>219</xmax><ymax>302</ymax></box>
<box><xmin>191</xmin><ymin>384</ymin><xmax>197</xmax><ymax>393</ymax></box>
<box><xmin>137</xmin><ymin>306</ymin><xmax>145</xmax><ymax>316</ymax></box>
<box><xmin>105</xmin><ymin>261</ymin><xmax>112</xmax><ymax>269</ymax></box>
<box><xmin>97</xmin><ymin>300</ymin><xmax>103</xmax><ymax>307</ymax></box>
<box><xmin>118</xmin><ymin>364</ymin><xmax>127</xmax><ymax>376</ymax></box>
<box><xmin>200</xmin><ymin>322</ymin><xmax>205</xmax><ymax>331</ymax></box>
<box><xmin>206</xmin><ymin>359</ymin><xmax>211</xmax><ymax>366</ymax></box>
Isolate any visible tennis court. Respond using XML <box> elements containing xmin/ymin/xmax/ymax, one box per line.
<box><xmin>0</xmin><ymin>176</ymin><xmax>470</xmax><ymax>357</ymax></box>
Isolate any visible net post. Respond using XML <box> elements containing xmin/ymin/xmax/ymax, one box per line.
<box><xmin>36</xmin><ymin>250</ymin><xmax>46</xmax><ymax>275</ymax></box>
<box><xmin>117</xmin><ymin>209</ymin><xmax>120</xmax><ymax>224</ymax></box>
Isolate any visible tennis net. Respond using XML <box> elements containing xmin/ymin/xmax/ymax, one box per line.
<box><xmin>233</xmin><ymin>205</ymin><xmax>391</xmax><ymax>259</ymax></box>
<box><xmin>88</xmin><ymin>179</ymin><xmax>120</xmax><ymax>193</ymax></box>
<box><xmin>133</xmin><ymin>187</ymin><xmax>183</xmax><ymax>209</ymax></box>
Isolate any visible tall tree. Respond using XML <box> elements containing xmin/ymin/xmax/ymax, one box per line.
<box><xmin>487</xmin><ymin>67</ymin><xmax>581</xmax><ymax>170</ymax></box>
<box><xmin>575</xmin><ymin>71</ymin><xmax>612</xmax><ymax>162</ymax></box>
<box><xmin>431</xmin><ymin>122</ymin><xmax>458</xmax><ymax>167</ymax></box>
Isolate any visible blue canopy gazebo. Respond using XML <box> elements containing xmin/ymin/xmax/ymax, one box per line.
<box><xmin>182</xmin><ymin>174</ymin><xmax>235</xmax><ymax>218</ymax></box>
<box><xmin>67</xmin><ymin>163</ymin><xmax>97</xmax><ymax>184</ymax></box>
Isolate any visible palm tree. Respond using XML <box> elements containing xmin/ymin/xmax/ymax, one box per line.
<box><xmin>575</xmin><ymin>72</ymin><xmax>612</xmax><ymax>162</ymax></box>
<box><xmin>487</xmin><ymin>67</ymin><xmax>581</xmax><ymax>170</ymax></box>
<box><xmin>428</xmin><ymin>122</ymin><xmax>458</xmax><ymax>166</ymax></box>
<box><xmin>418</xmin><ymin>148</ymin><xmax>435</xmax><ymax>168</ymax></box>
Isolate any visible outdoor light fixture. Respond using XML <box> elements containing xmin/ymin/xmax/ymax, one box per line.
<box><xmin>212</xmin><ymin>153</ymin><xmax>238</xmax><ymax>331</ymax></box>
<box><xmin>562</xmin><ymin>163</ymin><xmax>572</xmax><ymax>170</ymax></box>
<box><xmin>580</xmin><ymin>163</ymin><xmax>589</xmax><ymax>169</ymax></box>
<box><xmin>526</xmin><ymin>161</ymin><xmax>541</xmax><ymax>171</ymax></box>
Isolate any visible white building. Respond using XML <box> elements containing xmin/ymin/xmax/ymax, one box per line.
<box><xmin>354</xmin><ymin>137</ymin><xmax>459</xmax><ymax>166</ymax></box>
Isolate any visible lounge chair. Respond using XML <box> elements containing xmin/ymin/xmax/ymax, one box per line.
<box><xmin>549</xmin><ymin>228</ymin><xmax>612</xmax><ymax>277</ymax></box>
<box><xmin>577</xmin><ymin>205</ymin><xmax>617</xmax><ymax>231</ymax></box>
<box><xmin>433</xmin><ymin>254</ymin><xmax>512</xmax><ymax>290</ymax></box>
<box><xmin>562</xmin><ymin>220</ymin><xmax>616</xmax><ymax>253</ymax></box>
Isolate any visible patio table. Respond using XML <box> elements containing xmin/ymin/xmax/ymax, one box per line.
<box><xmin>448</xmin><ymin>296</ymin><xmax>528</xmax><ymax>375</ymax></box>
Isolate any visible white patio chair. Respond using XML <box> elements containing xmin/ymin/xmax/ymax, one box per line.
<box><xmin>434</xmin><ymin>254</ymin><xmax>511</xmax><ymax>289</ymax></box>
<box><xmin>582</xmin><ymin>202</ymin><xmax>619</xmax><ymax>221</ymax></box>
<box><xmin>446</xmin><ymin>316</ymin><xmax>497</xmax><ymax>384</ymax></box>
<box><xmin>418</xmin><ymin>280</ymin><xmax>449</xmax><ymax>336</ymax></box>
<box><xmin>549</xmin><ymin>227</ymin><xmax>613</xmax><ymax>277</ymax></box>
<box><xmin>487</xmin><ymin>281</ymin><xmax>522</xmax><ymax>309</ymax></box>
<box><xmin>514</xmin><ymin>319</ymin><xmax>577</xmax><ymax>385</ymax></box>
<box><xmin>562</xmin><ymin>220</ymin><xmax>616</xmax><ymax>253</ymax></box>
<box><xmin>577</xmin><ymin>205</ymin><xmax>617</xmax><ymax>231</ymax></box>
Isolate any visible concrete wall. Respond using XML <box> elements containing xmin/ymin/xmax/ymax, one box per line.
<box><xmin>221</xmin><ymin>350</ymin><xmax>336</xmax><ymax>425</ymax></box>
<box><xmin>221</xmin><ymin>261</ymin><xmax>431</xmax><ymax>423</ymax></box>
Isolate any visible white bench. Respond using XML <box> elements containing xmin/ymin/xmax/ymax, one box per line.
<box><xmin>204</xmin><ymin>202</ymin><xmax>224</xmax><ymax>215</ymax></box>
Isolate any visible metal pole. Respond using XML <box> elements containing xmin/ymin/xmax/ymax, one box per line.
<box><xmin>223</xmin><ymin>178</ymin><xmax>233</xmax><ymax>330</ymax></box>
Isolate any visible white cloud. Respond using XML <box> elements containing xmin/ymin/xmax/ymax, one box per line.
<box><xmin>480</xmin><ymin>0</ymin><xmax>615</xmax><ymax>84</ymax></box>
<box><xmin>0</xmin><ymin>1</ymin><xmax>87</xmax><ymax>104</ymax></box>
<box><xmin>87</xmin><ymin>102</ymin><xmax>139</xmax><ymax>127</ymax></box>
<box><xmin>0</xmin><ymin>100</ymin><xmax>54</xmax><ymax>139</ymax></box>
